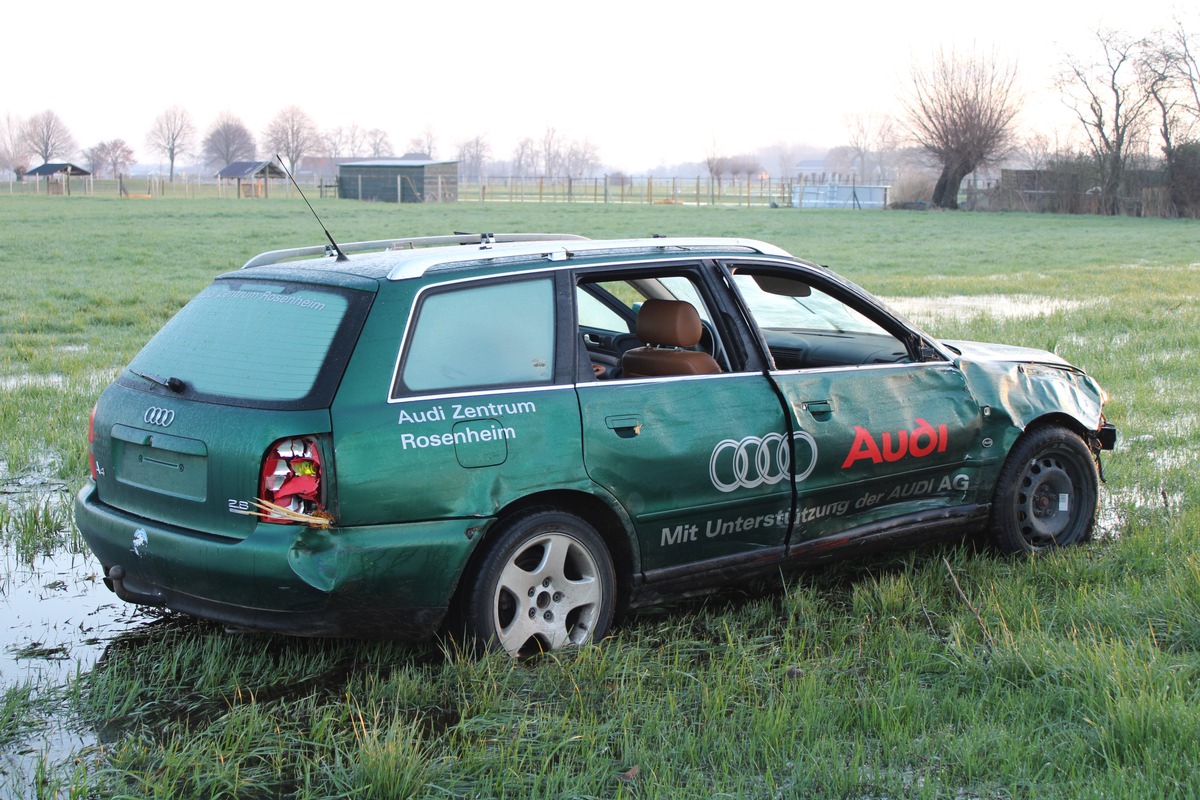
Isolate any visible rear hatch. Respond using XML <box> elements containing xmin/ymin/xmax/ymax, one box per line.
<box><xmin>90</xmin><ymin>272</ymin><xmax>375</xmax><ymax>540</ymax></box>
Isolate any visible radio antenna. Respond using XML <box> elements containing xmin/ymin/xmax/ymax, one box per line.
<box><xmin>276</xmin><ymin>154</ymin><xmax>348</xmax><ymax>262</ymax></box>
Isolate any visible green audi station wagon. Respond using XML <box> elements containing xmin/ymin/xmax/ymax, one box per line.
<box><xmin>75</xmin><ymin>233</ymin><xmax>1116</xmax><ymax>656</ymax></box>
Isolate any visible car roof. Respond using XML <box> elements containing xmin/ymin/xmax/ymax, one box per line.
<box><xmin>240</xmin><ymin>233</ymin><xmax>796</xmax><ymax>281</ymax></box>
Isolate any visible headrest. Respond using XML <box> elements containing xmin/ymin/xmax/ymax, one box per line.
<box><xmin>636</xmin><ymin>299</ymin><xmax>703</xmax><ymax>347</ymax></box>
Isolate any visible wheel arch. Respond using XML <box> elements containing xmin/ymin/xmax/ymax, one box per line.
<box><xmin>454</xmin><ymin>489</ymin><xmax>636</xmax><ymax>621</ymax></box>
<box><xmin>1018</xmin><ymin>412</ymin><xmax>1106</xmax><ymax>452</ymax></box>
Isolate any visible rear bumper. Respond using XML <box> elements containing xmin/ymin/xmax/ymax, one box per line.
<box><xmin>75</xmin><ymin>482</ymin><xmax>484</xmax><ymax>639</ymax></box>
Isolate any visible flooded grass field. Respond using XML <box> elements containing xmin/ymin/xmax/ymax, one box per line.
<box><xmin>2</xmin><ymin>197</ymin><xmax>1199</xmax><ymax>798</ymax></box>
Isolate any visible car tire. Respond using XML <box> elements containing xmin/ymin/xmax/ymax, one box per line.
<box><xmin>461</xmin><ymin>508</ymin><xmax>616</xmax><ymax>656</ymax></box>
<box><xmin>988</xmin><ymin>425</ymin><xmax>1099</xmax><ymax>554</ymax></box>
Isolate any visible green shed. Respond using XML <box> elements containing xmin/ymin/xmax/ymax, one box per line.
<box><xmin>337</xmin><ymin>156</ymin><xmax>458</xmax><ymax>203</ymax></box>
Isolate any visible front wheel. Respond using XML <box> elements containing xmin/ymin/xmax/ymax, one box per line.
<box><xmin>989</xmin><ymin>425</ymin><xmax>1099</xmax><ymax>554</ymax></box>
<box><xmin>461</xmin><ymin>509</ymin><xmax>616</xmax><ymax>657</ymax></box>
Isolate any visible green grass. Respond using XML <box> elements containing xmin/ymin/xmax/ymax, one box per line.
<box><xmin>2</xmin><ymin>195</ymin><xmax>1200</xmax><ymax>798</ymax></box>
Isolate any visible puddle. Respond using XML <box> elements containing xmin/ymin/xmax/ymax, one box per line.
<box><xmin>1</xmin><ymin>459</ymin><xmax>158</xmax><ymax>798</ymax></box>
<box><xmin>884</xmin><ymin>294</ymin><xmax>1094</xmax><ymax>324</ymax></box>
<box><xmin>0</xmin><ymin>546</ymin><xmax>147</xmax><ymax>686</ymax></box>
<box><xmin>0</xmin><ymin>369</ymin><xmax>118</xmax><ymax>393</ymax></box>
<box><xmin>0</xmin><ymin>374</ymin><xmax>67</xmax><ymax>392</ymax></box>
<box><xmin>1096</xmin><ymin>485</ymin><xmax>1183</xmax><ymax>539</ymax></box>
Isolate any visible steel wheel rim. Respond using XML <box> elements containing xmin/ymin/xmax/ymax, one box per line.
<box><xmin>1013</xmin><ymin>447</ymin><xmax>1087</xmax><ymax>549</ymax></box>
<box><xmin>491</xmin><ymin>532</ymin><xmax>603</xmax><ymax>656</ymax></box>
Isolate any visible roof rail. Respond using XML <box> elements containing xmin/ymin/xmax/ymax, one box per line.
<box><xmin>240</xmin><ymin>232</ymin><xmax>590</xmax><ymax>269</ymax></box>
<box><xmin>385</xmin><ymin>237</ymin><xmax>795</xmax><ymax>280</ymax></box>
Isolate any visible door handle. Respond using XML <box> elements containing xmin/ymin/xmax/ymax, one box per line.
<box><xmin>605</xmin><ymin>415</ymin><xmax>642</xmax><ymax>438</ymax></box>
<box><xmin>803</xmin><ymin>400</ymin><xmax>832</xmax><ymax>418</ymax></box>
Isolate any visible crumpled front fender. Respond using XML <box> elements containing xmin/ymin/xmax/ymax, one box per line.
<box><xmin>947</xmin><ymin>339</ymin><xmax>1109</xmax><ymax>454</ymax></box>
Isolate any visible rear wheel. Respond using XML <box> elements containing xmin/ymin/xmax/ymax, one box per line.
<box><xmin>462</xmin><ymin>509</ymin><xmax>615</xmax><ymax>656</ymax></box>
<box><xmin>989</xmin><ymin>425</ymin><xmax>1098</xmax><ymax>554</ymax></box>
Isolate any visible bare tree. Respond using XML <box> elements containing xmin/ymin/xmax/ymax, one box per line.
<box><xmin>1165</xmin><ymin>16</ymin><xmax>1200</xmax><ymax>128</ymax></box>
<box><xmin>772</xmin><ymin>142</ymin><xmax>796</xmax><ymax>180</ymax></box>
<box><xmin>511</xmin><ymin>137</ymin><xmax>538</xmax><ymax>177</ymax></box>
<box><xmin>703</xmin><ymin>140</ymin><xmax>728</xmax><ymax>198</ymax></box>
<box><xmin>105</xmin><ymin>139</ymin><xmax>136</xmax><ymax>178</ymax></box>
<box><xmin>407</xmin><ymin>125</ymin><xmax>437</xmax><ymax>159</ymax></box>
<box><xmin>1139</xmin><ymin>34</ymin><xmax>1185</xmax><ymax>164</ymax></box>
<box><xmin>82</xmin><ymin>143</ymin><xmax>107</xmax><ymax>176</ymax></box>
<box><xmin>541</xmin><ymin>128</ymin><xmax>563</xmax><ymax>176</ymax></box>
<box><xmin>21</xmin><ymin>110</ymin><xmax>77</xmax><ymax>165</ymax></box>
<box><xmin>263</xmin><ymin>106</ymin><xmax>318</xmax><ymax>174</ymax></box>
<box><xmin>904</xmin><ymin>48</ymin><xmax>1021</xmax><ymax>209</ymax></box>
<box><xmin>345</xmin><ymin>124</ymin><xmax>365</xmax><ymax>157</ymax></box>
<box><xmin>1</xmin><ymin>113</ymin><xmax>31</xmax><ymax>179</ymax></box>
<box><xmin>366</xmin><ymin>128</ymin><xmax>393</xmax><ymax>158</ymax></box>
<box><xmin>1059</xmin><ymin>30</ymin><xmax>1155</xmax><ymax>215</ymax></box>
<box><xmin>202</xmin><ymin>113</ymin><xmax>256</xmax><ymax>169</ymax></box>
<box><xmin>456</xmin><ymin>135</ymin><xmax>491</xmax><ymax>181</ymax></box>
<box><xmin>1140</xmin><ymin>19</ymin><xmax>1200</xmax><ymax>154</ymax></box>
<box><xmin>1018</xmin><ymin>132</ymin><xmax>1055</xmax><ymax>172</ymax></box>
<box><xmin>83</xmin><ymin>139</ymin><xmax>137</xmax><ymax>179</ymax></box>
<box><xmin>322</xmin><ymin>126</ymin><xmax>349</xmax><ymax>159</ymax></box>
<box><xmin>146</xmin><ymin>105</ymin><xmax>196</xmax><ymax>181</ymax></box>
<box><xmin>564</xmin><ymin>138</ymin><xmax>600</xmax><ymax>177</ymax></box>
<box><xmin>846</xmin><ymin>112</ymin><xmax>899</xmax><ymax>182</ymax></box>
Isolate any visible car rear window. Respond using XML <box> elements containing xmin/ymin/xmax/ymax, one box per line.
<box><xmin>122</xmin><ymin>278</ymin><xmax>371</xmax><ymax>408</ymax></box>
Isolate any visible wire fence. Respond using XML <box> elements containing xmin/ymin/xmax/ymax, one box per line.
<box><xmin>5</xmin><ymin>173</ymin><xmax>864</xmax><ymax>208</ymax></box>
<box><xmin>456</xmin><ymin>176</ymin><xmax>799</xmax><ymax>207</ymax></box>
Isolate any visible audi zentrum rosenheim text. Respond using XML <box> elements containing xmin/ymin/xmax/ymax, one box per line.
<box><xmin>76</xmin><ymin>233</ymin><xmax>1117</xmax><ymax>656</ymax></box>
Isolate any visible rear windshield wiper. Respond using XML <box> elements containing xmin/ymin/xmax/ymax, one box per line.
<box><xmin>131</xmin><ymin>370</ymin><xmax>186</xmax><ymax>393</ymax></box>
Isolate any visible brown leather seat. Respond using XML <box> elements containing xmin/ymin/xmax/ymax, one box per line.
<box><xmin>620</xmin><ymin>299</ymin><xmax>722</xmax><ymax>378</ymax></box>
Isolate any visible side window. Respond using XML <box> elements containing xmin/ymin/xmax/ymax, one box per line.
<box><xmin>576</xmin><ymin>290</ymin><xmax>631</xmax><ymax>334</ymax></box>
<box><xmin>395</xmin><ymin>278</ymin><xmax>555</xmax><ymax>395</ymax></box>
<box><xmin>577</xmin><ymin>272</ymin><xmax>728</xmax><ymax>380</ymax></box>
<box><xmin>731</xmin><ymin>270</ymin><xmax>912</xmax><ymax>369</ymax></box>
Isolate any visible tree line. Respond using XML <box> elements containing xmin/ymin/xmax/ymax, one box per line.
<box><xmin>3</xmin><ymin>17</ymin><xmax>1198</xmax><ymax>216</ymax></box>
<box><xmin>0</xmin><ymin>104</ymin><xmax>602</xmax><ymax>186</ymax></box>
<box><xmin>882</xmin><ymin>19</ymin><xmax>1200</xmax><ymax>214</ymax></box>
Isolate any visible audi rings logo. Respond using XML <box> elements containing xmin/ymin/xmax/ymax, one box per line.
<box><xmin>709</xmin><ymin>431</ymin><xmax>818</xmax><ymax>493</ymax></box>
<box><xmin>143</xmin><ymin>406</ymin><xmax>175</xmax><ymax>427</ymax></box>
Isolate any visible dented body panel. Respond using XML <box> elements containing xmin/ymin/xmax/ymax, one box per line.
<box><xmin>948</xmin><ymin>339</ymin><xmax>1108</xmax><ymax>447</ymax></box>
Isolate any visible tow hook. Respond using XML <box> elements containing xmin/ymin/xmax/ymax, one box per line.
<box><xmin>107</xmin><ymin>565</ymin><xmax>167</xmax><ymax>606</ymax></box>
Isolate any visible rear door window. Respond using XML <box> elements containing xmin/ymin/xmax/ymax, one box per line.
<box><xmin>393</xmin><ymin>278</ymin><xmax>556</xmax><ymax>396</ymax></box>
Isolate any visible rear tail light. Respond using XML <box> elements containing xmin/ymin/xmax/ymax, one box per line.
<box><xmin>257</xmin><ymin>436</ymin><xmax>330</xmax><ymax>525</ymax></box>
<box><xmin>88</xmin><ymin>404</ymin><xmax>98</xmax><ymax>480</ymax></box>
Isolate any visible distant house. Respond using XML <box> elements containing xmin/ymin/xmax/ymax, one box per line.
<box><xmin>26</xmin><ymin>162</ymin><xmax>90</xmax><ymax>195</ymax></box>
<box><xmin>338</xmin><ymin>155</ymin><xmax>458</xmax><ymax>203</ymax></box>
<box><xmin>793</xmin><ymin>159</ymin><xmax>830</xmax><ymax>182</ymax></box>
<box><xmin>216</xmin><ymin>160</ymin><xmax>288</xmax><ymax>198</ymax></box>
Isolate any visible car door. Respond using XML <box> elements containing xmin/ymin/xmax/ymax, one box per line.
<box><xmin>723</xmin><ymin>263</ymin><xmax>985</xmax><ymax>546</ymax></box>
<box><xmin>572</xmin><ymin>267</ymin><xmax>795</xmax><ymax>573</ymax></box>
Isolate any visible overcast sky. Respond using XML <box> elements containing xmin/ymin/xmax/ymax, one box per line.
<box><xmin>5</xmin><ymin>0</ymin><xmax>1192</xmax><ymax>172</ymax></box>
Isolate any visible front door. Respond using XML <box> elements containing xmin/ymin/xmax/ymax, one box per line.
<box><xmin>724</xmin><ymin>266</ymin><xmax>983</xmax><ymax>545</ymax></box>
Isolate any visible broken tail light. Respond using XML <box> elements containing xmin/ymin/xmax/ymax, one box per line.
<box><xmin>258</xmin><ymin>436</ymin><xmax>330</xmax><ymax>525</ymax></box>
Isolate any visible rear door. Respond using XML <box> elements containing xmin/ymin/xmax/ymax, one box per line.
<box><xmin>331</xmin><ymin>274</ymin><xmax>588</xmax><ymax>526</ymax></box>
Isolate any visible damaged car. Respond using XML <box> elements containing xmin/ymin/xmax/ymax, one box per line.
<box><xmin>75</xmin><ymin>233</ymin><xmax>1116</xmax><ymax>655</ymax></box>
